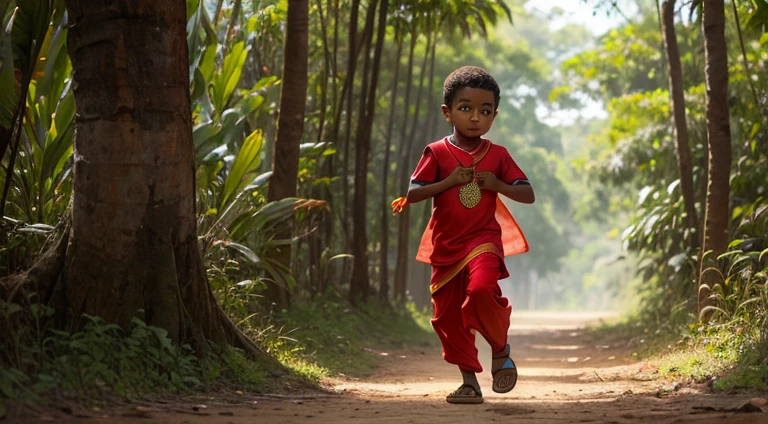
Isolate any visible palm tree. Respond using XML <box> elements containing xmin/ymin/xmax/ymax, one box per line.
<box><xmin>61</xmin><ymin>0</ymin><xmax>272</xmax><ymax>363</ymax></box>
<box><xmin>266</xmin><ymin>0</ymin><xmax>310</xmax><ymax>308</ymax></box>
<box><xmin>698</xmin><ymin>0</ymin><xmax>732</xmax><ymax>316</ymax></box>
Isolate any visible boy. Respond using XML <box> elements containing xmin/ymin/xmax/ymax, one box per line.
<box><xmin>392</xmin><ymin>66</ymin><xmax>535</xmax><ymax>404</ymax></box>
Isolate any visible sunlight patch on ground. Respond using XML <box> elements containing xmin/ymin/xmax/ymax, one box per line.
<box><xmin>528</xmin><ymin>344</ymin><xmax>584</xmax><ymax>350</ymax></box>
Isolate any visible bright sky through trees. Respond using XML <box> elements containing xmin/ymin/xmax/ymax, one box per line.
<box><xmin>528</xmin><ymin>0</ymin><xmax>639</xmax><ymax>34</ymax></box>
<box><xmin>523</xmin><ymin>1</ymin><xmax>633</xmax><ymax>124</ymax></box>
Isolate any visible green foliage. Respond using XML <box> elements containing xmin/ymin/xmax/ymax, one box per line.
<box><xmin>211</xmin><ymin>347</ymin><xmax>268</xmax><ymax>389</ymax></box>
<box><xmin>1</xmin><ymin>2</ymin><xmax>72</xmax><ymax>276</ymax></box>
<box><xmin>559</xmin><ymin>23</ymin><xmax>664</xmax><ymax>101</ymax></box>
<box><xmin>656</xmin><ymin>320</ymin><xmax>767</xmax><ymax>392</ymax></box>
<box><xmin>715</xmin><ymin>365</ymin><xmax>768</xmax><ymax>392</ymax></box>
<box><xmin>0</xmin><ymin>303</ymin><xmax>203</xmax><ymax>402</ymax></box>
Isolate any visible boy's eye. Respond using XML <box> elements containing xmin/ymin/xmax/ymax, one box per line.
<box><xmin>480</xmin><ymin>110</ymin><xmax>492</xmax><ymax>116</ymax></box>
<box><xmin>459</xmin><ymin>105</ymin><xmax>470</xmax><ymax>112</ymax></box>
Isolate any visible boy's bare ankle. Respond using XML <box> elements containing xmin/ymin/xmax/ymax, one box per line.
<box><xmin>460</xmin><ymin>370</ymin><xmax>481</xmax><ymax>393</ymax></box>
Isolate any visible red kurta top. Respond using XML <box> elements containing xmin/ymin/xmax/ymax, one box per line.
<box><xmin>411</xmin><ymin>137</ymin><xmax>529</xmax><ymax>293</ymax></box>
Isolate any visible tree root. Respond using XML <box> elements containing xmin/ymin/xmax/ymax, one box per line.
<box><xmin>1</xmin><ymin>220</ymin><xmax>285</xmax><ymax>376</ymax></box>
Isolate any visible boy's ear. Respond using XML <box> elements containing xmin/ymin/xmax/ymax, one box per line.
<box><xmin>441</xmin><ymin>104</ymin><xmax>451</xmax><ymax>122</ymax></box>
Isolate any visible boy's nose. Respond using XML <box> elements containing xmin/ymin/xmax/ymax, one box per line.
<box><xmin>470</xmin><ymin>112</ymin><xmax>480</xmax><ymax>121</ymax></box>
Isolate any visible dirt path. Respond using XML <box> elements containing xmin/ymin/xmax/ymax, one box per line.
<box><xmin>14</xmin><ymin>311</ymin><xmax>767</xmax><ymax>423</ymax></box>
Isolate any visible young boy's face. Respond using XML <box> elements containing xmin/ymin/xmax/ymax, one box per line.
<box><xmin>441</xmin><ymin>87</ymin><xmax>498</xmax><ymax>139</ymax></box>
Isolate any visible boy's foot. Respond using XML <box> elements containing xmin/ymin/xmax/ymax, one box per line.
<box><xmin>446</xmin><ymin>384</ymin><xmax>484</xmax><ymax>404</ymax></box>
<box><xmin>491</xmin><ymin>344</ymin><xmax>518</xmax><ymax>393</ymax></box>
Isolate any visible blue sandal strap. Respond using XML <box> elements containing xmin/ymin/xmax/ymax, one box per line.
<box><xmin>502</xmin><ymin>356</ymin><xmax>515</xmax><ymax>370</ymax></box>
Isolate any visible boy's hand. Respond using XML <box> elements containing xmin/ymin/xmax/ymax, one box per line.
<box><xmin>447</xmin><ymin>167</ymin><xmax>473</xmax><ymax>186</ymax></box>
<box><xmin>475</xmin><ymin>171</ymin><xmax>500</xmax><ymax>191</ymax></box>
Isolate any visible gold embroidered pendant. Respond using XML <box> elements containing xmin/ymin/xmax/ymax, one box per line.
<box><xmin>459</xmin><ymin>181</ymin><xmax>481</xmax><ymax>208</ymax></box>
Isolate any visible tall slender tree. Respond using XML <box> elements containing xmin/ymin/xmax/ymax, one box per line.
<box><xmin>698</xmin><ymin>0</ymin><xmax>732</xmax><ymax>316</ymax></box>
<box><xmin>351</xmin><ymin>0</ymin><xmax>389</xmax><ymax>303</ymax></box>
<box><xmin>266</xmin><ymin>0</ymin><xmax>310</xmax><ymax>308</ymax></box>
<box><xmin>378</xmin><ymin>24</ymin><xmax>404</xmax><ymax>303</ymax></box>
<box><xmin>341</xmin><ymin>0</ymin><xmax>361</xmax><ymax>258</ymax></box>
<box><xmin>392</xmin><ymin>31</ymin><xmax>418</xmax><ymax>301</ymax></box>
<box><xmin>348</xmin><ymin>0</ymin><xmax>378</xmax><ymax>302</ymax></box>
<box><xmin>661</xmin><ymin>0</ymin><xmax>698</xmax><ymax>245</ymax></box>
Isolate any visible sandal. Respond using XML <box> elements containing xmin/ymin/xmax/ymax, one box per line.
<box><xmin>491</xmin><ymin>344</ymin><xmax>518</xmax><ymax>393</ymax></box>
<box><xmin>446</xmin><ymin>384</ymin><xmax>484</xmax><ymax>404</ymax></box>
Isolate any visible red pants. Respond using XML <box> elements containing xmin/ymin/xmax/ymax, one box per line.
<box><xmin>430</xmin><ymin>253</ymin><xmax>510</xmax><ymax>373</ymax></box>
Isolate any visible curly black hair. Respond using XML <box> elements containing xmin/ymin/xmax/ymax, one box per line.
<box><xmin>443</xmin><ymin>66</ymin><xmax>500</xmax><ymax>109</ymax></box>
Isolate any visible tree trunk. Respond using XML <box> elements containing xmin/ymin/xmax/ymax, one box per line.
<box><xmin>320</xmin><ymin>0</ymin><xmax>341</xmax><ymax>291</ymax></box>
<box><xmin>315</xmin><ymin>0</ymin><xmax>331</xmax><ymax>145</ymax></box>
<box><xmin>698</xmin><ymin>0</ymin><xmax>732</xmax><ymax>317</ymax></box>
<box><xmin>62</xmin><ymin>0</ymin><xmax>275</xmax><ymax>363</ymax></box>
<box><xmin>341</xmin><ymin>0</ymin><xmax>361</xmax><ymax>266</ymax></box>
<box><xmin>393</xmin><ymin>33</ymin><xmax>417</xmax><ymax>301</ymax></box>
<box><xmin>265</xmin><ymin>0</ymin><xmax>309</xmax><ymax>308</ymax></box>
<box><xmin>661</xmin><ymin>0</ymin><xmax>698</xmax><ymax>246</ymax></box>
<box><xmin>351</xmin><ymin>0</ymin><xmax>388</xmax><ymax>304</ymax></box>
<box><xmin>395</xmin><ymin>29</ymin><xmax>432</xmax><ymax>301</ymax></box>
<box><xmin>378</xmin><ymin>28</ymin><xmax>403</xmax><ymax>304</ymax></box>
<box><xmin>349</xmin><ymin>0</ymin><xmax>379</xmax><ymax>303</ymax></box>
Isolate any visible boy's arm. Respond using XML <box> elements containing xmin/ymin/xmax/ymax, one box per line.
<box><xmin>495</xmin><ymin>181</ymin><xmax>535</xmax><ymax>204</ymax></box>
<box><xmin>476</xmin><ymin>172</ymin><xmax>535</xmax><ymax>204</ymax></box>
<box><xmin>406</xmin><ymin>167</ymin><xmax>473</xmax><ymax>204</ymax></box>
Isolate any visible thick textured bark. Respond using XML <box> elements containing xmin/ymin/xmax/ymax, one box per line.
<box><xmin>266</xmin><ymin>0</ymin><xmax>309</xmax><ymax>308</ymax></box>
<box><xmin>393</xmin><ymin>34</ymin><xmax>417</xmax><ymax>301</ymax></box>
<box><xmin>63</xmin><ymin>1</ymin><xmax>273</xmax><ymax>362</ymax></box>
<box><xmin>350</xmin><ymin>0</ymin><xmax>388</xmax><ymax>304</ymax></box>
<box><xmin>661</xmin><ymin>0</ymin><xmax>698</xmax><ymax>245</ymax></box>
<box><xmin>699</xmin><ymin>0</ymin><xmax>732</xmax><ymax>317</ymax></box>
<box><xmin>378</xmin><ymin>30</ymin><xmax>403</xmax><ymax>303</ymax></box>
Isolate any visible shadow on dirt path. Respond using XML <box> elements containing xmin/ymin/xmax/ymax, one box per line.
<box><xmin>9</xmin><ymin>311</ymin><xmax>767</xmax><ymax>423</ymax></box>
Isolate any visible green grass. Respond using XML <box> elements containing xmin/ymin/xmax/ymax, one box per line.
<box><xmin>587</xmin><ymin>313</ymin><xmax>768</xmax><ymax>393</ymax></box>
<box><xmin>655</xmin><ymin>323</ymin><xmax>768</xmax><ymax>392</ymax></box>
<box><xmin>256</xmin><ymin>296</ymin><xmax>436</xmax><ymax>381</ymax></box>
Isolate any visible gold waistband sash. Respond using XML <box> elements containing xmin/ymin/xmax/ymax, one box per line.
<box><xmin>429</xmin><ymin>243</ymin><xmax>502</xmax><ymax>294</ymax></box>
